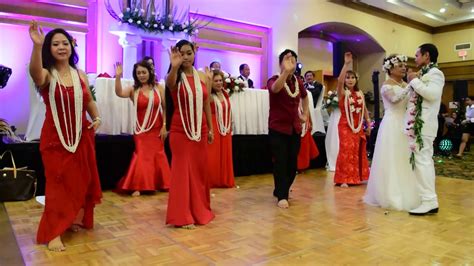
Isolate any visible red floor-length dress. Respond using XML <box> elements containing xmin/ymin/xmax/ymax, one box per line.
<box><xmin>37</xmin><ymin>79</ymin><xmax>102</xmax><ymax>244</ymax></box>
<box><xmin>166</xmin><ymin>75</ymin><xmax>215</xmax><ymax>226</ymax></box>
<box><xmin>208</xmin><ymin>92</ymin><xmax>235</xmax><ymax>188</ymax></box>
<box><xmin>115</xmin><ymin>89</ymin><xmax>171</xmax><ymax>192</ymax></box>
<box><xmin>334</xmin><ymin>89</ymin><xmax>370</xmax><ymax>184</ymax></box>
<box><xmin>297</xmin><ymin>122</ymin><xmax>319</xmax><ymax>171</ymax></box>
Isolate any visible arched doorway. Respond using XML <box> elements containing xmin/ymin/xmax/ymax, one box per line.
<box><xmin>298</xmin><ymin>22</ymin><xmax>385</xmax><ymax>94</ymax></box>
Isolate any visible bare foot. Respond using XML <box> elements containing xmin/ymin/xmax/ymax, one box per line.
<box><xmin>47</xmin><ymin>236</ymin><xmax>65</xmax><ymax>252</ymax></box>
<box><xmin>131</xmin><ymin>191</ymin><xmax>140</xmax><ymax>197</ymax></box>
<box><xmin>277</xmin><ymin>199</ymin><xmax>289</xmax><ymax>209</ymax></box>
<box><xmin>181</xmin><ymin>224</ymin><xmax>196</xmax><ymax>230</ymax></box>
<box><xmin>340</xmin><ymin>183</ymin><xmax>349</xmax><ymax>188</ymax></box>
<box><xmin>68</xmin><ymin>224</ymin><xmax>81</xmax><ymax>232</ymax></box>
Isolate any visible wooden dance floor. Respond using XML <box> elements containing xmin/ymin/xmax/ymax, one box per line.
<box><xmin>3</xmin><ymin>169</ymin><xmax>474</xmax><ymax>265</ymax></box>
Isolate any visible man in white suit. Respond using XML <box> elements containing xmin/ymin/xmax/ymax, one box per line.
<box><xmin>407</xmin><ymin>43</ymin><xmax>444</xmax><ymax>215</ymax></box>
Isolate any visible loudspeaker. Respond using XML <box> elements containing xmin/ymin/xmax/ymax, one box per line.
<box><xmin>333</xmin><ymin>42</ymin><xmax>346</xmax><ymax>78</ymax></box>
<box><xmin>453</xmin><ymin>80</ymin><xmax>468</xmax><ymax>101</ymax></box>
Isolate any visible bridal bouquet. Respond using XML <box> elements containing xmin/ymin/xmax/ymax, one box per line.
<box><xmin>323</xmin><ymin>90</ymin><xmax>339</xmax><ymax>109</ymax></box>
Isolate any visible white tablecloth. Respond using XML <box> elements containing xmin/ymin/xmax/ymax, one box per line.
<box><xmin>230</xmin><ymin>89</ymin><xmax>269</xmax><ymax>135</ymax></box>
<box><xmin>26</xmin><ymin>78</ymin><xmax>321</xmax><ymax>136</ymax></box>
<box><xmin>95</xmin><ymin>78</ymin><xmax>135</xmax><ymax>135</ymax></box>
<box><xmin>94</xmin><ymin>82</ymin><xmax>322</xmax><ymax>136</ymax></box>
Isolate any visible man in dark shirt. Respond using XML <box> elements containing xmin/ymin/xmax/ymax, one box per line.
<box><xmin>237</xmin><ymin>64</ymin><xmax>254</xmax><ymax>88</ymax></box>
<box><xmin>303</xmin><ymin>71</ymin><xmax>323</xmax><ymax>108</ymax></box>
<box><xmin>267</xmin><ymin>49</ymin><xmax>309</xmax><ymax>209</ymax></box>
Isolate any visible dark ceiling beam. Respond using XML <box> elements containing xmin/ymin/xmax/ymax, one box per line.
<box><xmin>329</xmin><ymin>0</ymin><xmax>474</xmax><ymax>34</ymax></box>
<box><xmin>328</xmin><ymin>0</ymin><xmax>433</xmax><ymax>33</ymax></box>
<box><xmin>298</xmin><ymin>31</ymin><xmax>338</xmax><ymax>43</ymax></box>
<box><xmin>433</xmin><ymin>20</ymin><xmax>474</xmax><ymax>34</ymax></box>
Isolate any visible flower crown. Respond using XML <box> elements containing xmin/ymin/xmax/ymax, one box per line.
<box><xmin>383</xmin><ymin>55</ymin><xmax>407</xmax><ymax>72</ymax></box>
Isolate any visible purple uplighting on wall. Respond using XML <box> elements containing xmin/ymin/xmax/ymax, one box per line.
<box><xmin>0</xmin><ymin>22</ymin><xmax>86</xmax><ymax>134</ymax></box>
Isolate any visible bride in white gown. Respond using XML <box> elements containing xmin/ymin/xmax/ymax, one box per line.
<box><xmin>364</xmin><ymin>54</ymin><xmax>420</xmax><ymax>211</ymax></box>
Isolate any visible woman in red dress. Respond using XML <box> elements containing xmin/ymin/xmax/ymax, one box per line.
<box><xmin>28</xmin><ymin>21</ymin><xmax>102</xmax><ymax>251</ymax></box>
<box><xmin>165</xmin><ymin>40</ymin><xmax>215</xmax><ymax>229</ymax></box>
<box><xmin>297</xmin><ymin>111</ymin><xmax>319</xmax><ymax>171</ymax></box>
<box><xmin>334</xmin><ymin>52</ymin><xmax>371</xmax><ymax>187</ymax></box>
<box><xmin>207</xmin><ymin>71</ymin><xmax>235</xmax><ymax>188</ymax></box>
<box><xmin>113</xmin><ymin>60</ymin><xmax>170</xmax><ymax>196</ymax></box>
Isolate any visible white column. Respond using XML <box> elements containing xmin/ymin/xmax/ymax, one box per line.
<box><xmin>117</xmin><ymin>33</ymin><xmax>142</xmax><ymax>79</ymax></box>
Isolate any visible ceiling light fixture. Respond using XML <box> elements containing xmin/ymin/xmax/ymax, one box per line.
<box><xmin>439</xmin><ymin>8</ymin><xmax>446</xmax><ymax>13</ymax></box>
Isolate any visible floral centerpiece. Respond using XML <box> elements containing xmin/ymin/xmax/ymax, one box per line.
<box><xmin>105</xmin><ymin>0</ymin><xmax>209</xmax><ymax>36</ymax></box>
<box><xmin>323</xmin><ymin>90</ymin><xmax>339</xmax><ymax>109</ymax></box>
<box><xmin>223</xmin><ymin>73</ymin><xmax>245</xmax><ymax>95</ymax></box>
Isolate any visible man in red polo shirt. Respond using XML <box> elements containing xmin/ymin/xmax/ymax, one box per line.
<box><xmin>267</xmin><ymin>49</ymin><xmax>309</xmax><ymax>209</ymax></box>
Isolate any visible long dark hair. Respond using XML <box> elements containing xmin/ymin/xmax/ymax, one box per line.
<box><xmin>42</xmin><ymin>28</ymin><xmax>78</xmax><ymax>72</ymax></box>
<box><xmin>132</xmin><ymin>60</ymin><xmax>156</xmax><ymax>90</ymax></box>
<box><xmin>165</xmin><ymin>39</ymin><xmax>195</xmax><ymax>130</ymax></box>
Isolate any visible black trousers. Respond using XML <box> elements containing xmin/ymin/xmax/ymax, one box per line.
<box><xmin>269</xmin><ymin>129</ymin><xmax>301</xmax><ymax>201</ymax></box>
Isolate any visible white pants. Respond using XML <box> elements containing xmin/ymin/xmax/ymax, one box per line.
<box><xmin>414</xmin><ymin>136</ymin><xmax>438</xmax><ymax>203</ymax></box>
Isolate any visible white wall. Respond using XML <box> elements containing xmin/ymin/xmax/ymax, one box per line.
<box><xmin>0</xmin><ymin>23</ymin><xmax>86</xmax><ymax>134</ymax></box>
<box><xmin>298</xmin><ymin>38</ymin><xmax>333</xmax><ymax>74</ymax></box>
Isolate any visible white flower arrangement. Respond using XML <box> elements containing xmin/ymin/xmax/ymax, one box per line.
<box><xmin>323</xmin><ymin>90</ymin><xmax>339</xmax><ymax>109</ymax></box>
<box><xmin>382</xmin><ymin>54</ymin><xmax>408</xmax><ymax>72</ymax></box>
<box><xmin>105</xmin><ymin>0</ymin><xmax>210</xmax><ymax>36</ymax></box>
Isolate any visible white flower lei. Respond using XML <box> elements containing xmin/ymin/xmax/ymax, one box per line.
<box><xmin>212</xmin><ymin>91</ymin><xmax>232</xmax><ymax>136</ymax></box>
<box><xmin>133</xmin><ymin>86</ymin><xmax>162</xmax><ymax>135</ymax></box>
<box><xmin>49</xmin><ymin>67</ymin><xmax>83</xmax><ymax>153</ymax></box>
<box><xmin>177</xmin><ymin>68</ymin><xmax>203</xmax><ymax>141</ymax></box>
<box><xmin>277</xmin><ymin>74</ymin><xmax>299</xmax><ymax>98</ymax></box>
<box><xmin>343</xmin><ymin>89</ymin><xmax>365</xmax><ymax>133</ymax></box>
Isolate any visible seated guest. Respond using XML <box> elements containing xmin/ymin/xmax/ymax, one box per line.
<box><xmin>303</xmin><ymin>71</ymin><xmax>323</xmax><ymax>108</ymax></box>
<box><xmin>237</xmin><ymin>63</ymin><xmax>254</xmax><ymax>88</ymax></box>
<box><xmin>210</xmin><ymin>61</ymin><xmax>221</xmax><ymax>71</ymax></box>
<box><xmin>455</xmin><ymin>96</ymin><xmax>474</xmax><ymax>158</ymax></box>
<box><xmin>445</xmin><ymin>112</ymin><xmax>462</xmax><ymax>151</ymax></box>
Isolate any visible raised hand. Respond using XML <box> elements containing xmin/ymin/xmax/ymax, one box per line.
<box><xmin>115</xmin><ymin>62</ymin><xmax>123</xmax><ymax>77</ymax></box>
<box><xmin>168</xmin><ymin>46</ymin><xmax>183</xmax><ymax>68</ymax></box>
<box><xmin>204</xmin><ymin>66</ymin><xmax>213</xmax><ymax>82</ymax></box>
<box><xmin>282</xmin><ymin>53</ymin><xmax>296</xmax><ymax>74</ymax></box>
<box><xmin>344</xmin><ymin>52</ymin><xmax>353</xmax><ymax>65</ymax></box>
<box><xmin>29</xmin><ymin>20</ymin><xmax>44</xmax><ymax>46</ymax></box>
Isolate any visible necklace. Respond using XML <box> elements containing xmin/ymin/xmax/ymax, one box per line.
<box><xmin>388</xmin><ymin>78</ymin><xmax>405</xmax><ymax>87</ymax></box>
<box><xmin>49</xmin><ymin>67</ymin><xmax>83</xmax><ymax>153</ymax></box>
<box><xmin>133</xmin><ymin>86</ymin><xmax>162</xmax><ymax>134</ymax></box>
<box><xmin>178</xmin><ymin>67</ymin><xmax>203</xmax><ymax>141</ymax></box>
<box><xmin>212</xmin><ymin>91</ymin><xmax>232</xmax><ymax>136</ymax></box>
<box><xmin>343</xmin><ymin>89</ymin><xmax>365</xmax><ymax>133</ymax></box>
<box><xmin>279</xmin><ymin>74</ymin><xmax>299</xmax><ymax>98</ymax></box>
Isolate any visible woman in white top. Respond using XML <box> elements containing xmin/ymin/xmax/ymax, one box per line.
<box><xmin>364</xmin><ymin>54</ymin><xmax>420</xmax><ymax>211</ymax></box>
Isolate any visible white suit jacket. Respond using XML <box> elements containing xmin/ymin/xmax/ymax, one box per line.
<box><xmin>407</xmin><ymin>67</ymin><xmax>445</xmax><ymax>137</ymax></box>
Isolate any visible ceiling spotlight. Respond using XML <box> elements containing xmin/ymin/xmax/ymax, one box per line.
<box><xmin>471</xmin><ymin>8</ymin><xmax>474</xmax><ymax>13</ymax></box>
<box><xmin>439</xmin><ymin>8</ymin><xmax>446</xmax><ymax>13</ymax></box>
